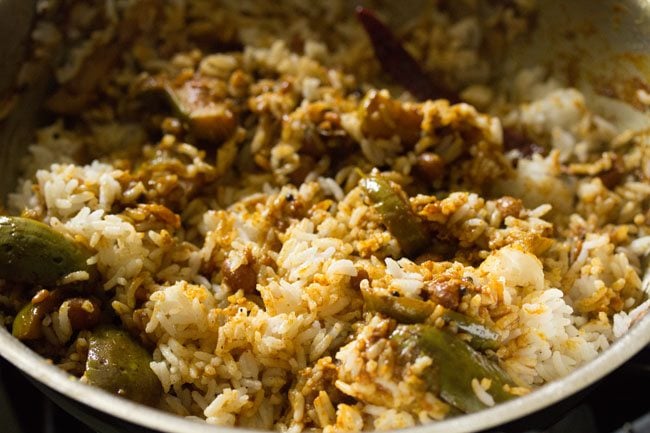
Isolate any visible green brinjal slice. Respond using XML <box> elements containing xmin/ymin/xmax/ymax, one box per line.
<box><xmin>83</xmin><ymin>327</ymin><xmax>162</xmax><ymax>406</ymax></box>
<box><xmin>12</xmin><ymin>293</ymin><xmax>59</xmax><ymax>340</ymax></box>
<box><xmin>0</xmin><ymin>216</ymin><xmax>96</xmax><ymax>286</ymax></box>
<box><xmin>418</xmin><ymin>325</ymin><xmax>516</xmax><ymax>413</ymax></box>
<box><xmin>362</xmin><ymin>288</ymin><xmax>436</xmax><ymax>323</ymax></box>
<box><xmin>360</xmin><ymin>174</ymin><xmax>429</xmax><ymax>257</ymax></box>
<box><xmin>361</xmin><ymin>289</ymin><xmax>501</xmax><ymax>351</ymax></box>
<box><xmin>441</xmin><ymin>310</ymin><xmax>501</xmax><ymax>351</ymax></box>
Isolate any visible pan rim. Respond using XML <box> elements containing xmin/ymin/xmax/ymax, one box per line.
<box><xmin>0</xmin><ymin>311</ymin><xmax>648</xmax><ymax>433</ymax></box>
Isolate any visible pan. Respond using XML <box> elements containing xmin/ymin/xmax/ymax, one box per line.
<box><xmin>0</xmin><ymin>1</ymin><xmax>649</xmax><ymax>432</ymax></box>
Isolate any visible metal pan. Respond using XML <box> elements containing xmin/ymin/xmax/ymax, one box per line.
<box><xmin>0</xmin><ymin>0</ymin><xmax>649</xmax><ymax>432</ymax></box>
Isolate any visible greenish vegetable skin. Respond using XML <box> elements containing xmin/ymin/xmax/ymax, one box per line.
<box><xmin>12</xmin><ymin>290</ymin><xmax>62</xmax><ymax>340</ymax></box>
<box><xmin>12</xmin><ymin>301</ymin><xmax>49</xmax><ymax>340</ymax></box>
<box><xmin>360</xmin><ymin>175</ymin><xmax>429</xmax><ymax>256</ymax></box>
<box><xmin>362</xmin><ymin>289</ymin><xmax>501</xmax><ymax>351</ymax></box>
<box><xmin>441</xmin><ymin>310</ymin><xmax>501</xmax><ymax>351</ymax></box>
<box><xmin>362</xmin><ymin>288</ymin><xmax>435</xmax><ymax>323</ymax></box>
<box><xmin>0</xmin><ymin>216</ymin><xmax>95</xmax><ymax>286</ymax></box>
<box><xmin>415</xmin><ymin>325</ymin><xmax>516</xmax><ymax>413</ymax></box>
<box><xmin>83</xmin><ymin>327</ymin><xmax>162</xmax><ymax>406</ymax></box>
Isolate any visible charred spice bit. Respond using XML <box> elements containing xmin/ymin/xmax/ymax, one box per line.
<box><xmin>355</xmin><ymin>6</ymin><xmax>458</xmax><ymax>102</ymax></box>
<box><xmin>598</xmin><ymin>154</ymin><xmax>626</xmax><ymax>190</ymax></box>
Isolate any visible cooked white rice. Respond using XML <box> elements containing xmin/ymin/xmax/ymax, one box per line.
<box><xmin>1</xmin><ymin>1</ymin><xmax>649</xmax><ymax>432</ymax></box>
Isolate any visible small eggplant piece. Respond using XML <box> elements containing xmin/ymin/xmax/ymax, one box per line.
<box><xmin>0</xmin><ymin>216</ymin><xmax>96</xmax><ymax>286</ymax></box>
<box><xmin>136</xmin><ymin>75</ymin><xmax>186</xmax><ymax>119</ymax></box>
<box><xmin>441</xmin><ymin>310</ymin><xmax>501</xmax><ymax>351</ymax></box>
<box><xmin>359</xmin><ymin>90</ymin><xmax>423</xmax><ymax>146</ymax></box>
<box><xmin>12</xmin><ymin>303</ymin><xmax>42</xmax><ymax>340</ymax></box>
<box><xmin>419</xmin><ymin>325</ymin><xmax>516</xmax><ymax>412</ymax></box>
<box><xmin>390</xmin><ymin>325</ymin><xmax>441</xmax><ymax>394</ymax></box>
<box><xmin>135</xmin><ymin>75</ymin><xmax>236</xmax><ymax>141</ymax></box>
<box><xmin>423</xmin><ymin>276</ymin><xmax>462</xmax><ymax>310</ymax></box>
<box><xmin>393</xmin><ymin>325</ymin><xmax>516</xmax><ymax>413</ymax></box>
<box><xmin>188</xmin><ymin>104</ymin><xmax>236</xmax><ymax>141</ymax></box>
<box><xmin>83</xmin><ymin>327</ymin><xmax>161</xmax><ymax>406</ymax></box>
<box><xmin>362</xmin><ymin>289</ymin><xmax>501</xmax><ymax>350</ymax></box>
<box><xmin>355</xmin><ymin>7</ymin><xmax>458</xmax><ymax>102</ymax></box>
<box><xmin>362</xmin><ymin>288</ymin><xmax>435</xmax><ymax>323</ymax></box>
<box><xmin>360</xmin><ymin>174</ymin><xmax>429</xmax><ymax>257</ymax></box>
<box><xmin>13</xmin><ymin>300</ymin><xmax>54</xmax><ymax>340</ymax></box>
<box><xmin>12</xmin><ymin>291</ymin><xmax>103</xmax><ymax>340</ymax></box>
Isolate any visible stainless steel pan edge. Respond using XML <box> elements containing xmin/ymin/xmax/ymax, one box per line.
<box><xmin>0</xmin><ymin>0</ymin><xmax>649</xmax><ymax>432</ymax></box>
<box><xmin>1</xmin><ymin>310</ymin><xmax>648</xmax><ymax>433</ymax></box>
